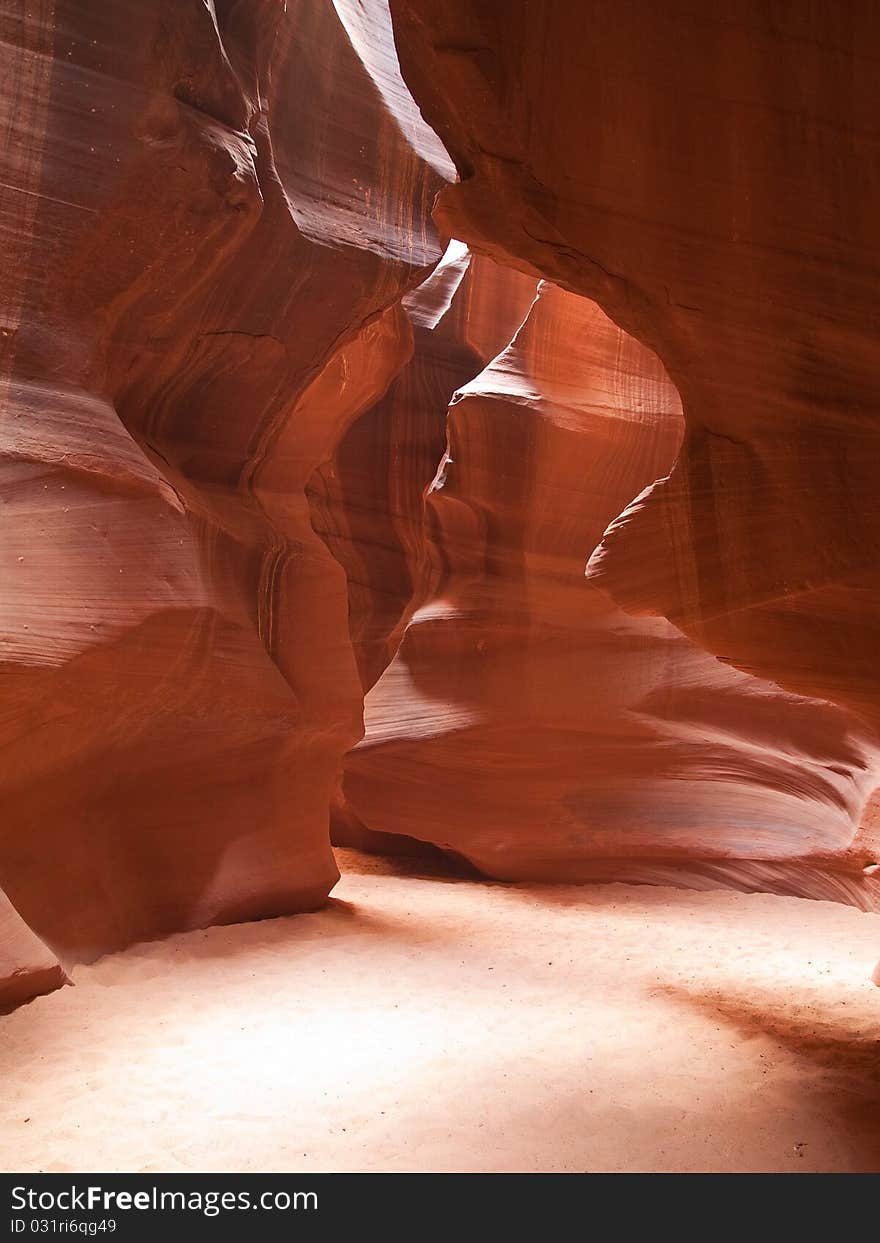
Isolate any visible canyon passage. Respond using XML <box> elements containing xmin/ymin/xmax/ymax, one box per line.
<box><xmin>1</xmin><ymin>0</ymin><xmax>879</xmax><ymax>1175</ymax></box>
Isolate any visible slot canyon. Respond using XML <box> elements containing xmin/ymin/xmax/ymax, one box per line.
<box><xmin>1</xmin><ymin>0</ymin><xmax>879</xmax><ymax>1175</ymax></box>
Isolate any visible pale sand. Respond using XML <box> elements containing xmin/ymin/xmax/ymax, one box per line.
<box><xmin>1</xmin><ymin>849</ymin><xmax>879</xmax><ymax>1173</ymax></box>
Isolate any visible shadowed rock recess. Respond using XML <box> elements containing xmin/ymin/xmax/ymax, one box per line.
<box><xmin>1</xmin><ymin>0</ymin><xmax>879</xmax><ymax>1009</ymax></box>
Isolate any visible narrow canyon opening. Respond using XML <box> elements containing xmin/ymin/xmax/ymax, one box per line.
<box><xmin>1</xmin><ymin>0</ymin><xmax>879</xmax><ymax>1178</ymax></box>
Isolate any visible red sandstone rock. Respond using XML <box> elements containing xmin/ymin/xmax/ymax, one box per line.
<box><xmin>3</xmin><ymin>0</ymin><xmax>880</xmax><ymax>1009</ymax></box>
<box><xmin>337</xmin><ymin>278</ymin><xmax>880</xmax><ymax>894</ymax></box>
<box><xmin>390</xmin><ymin>0</ymin><xmax>880</xmax><ymax>730</ymax></box>
<box><xmin>307</xmin><ymin>242</ymin><xmax>536</xmax><ymax>852</ymax></box>
<box><xmin>0</xmin><ymin>0</ymin><xmax>448</xmax><ymax>1007</ymax></box>
<box><xmin>0</xmin><ymin>890</ymin><xmax>68</xmax><ymax>1014</ymax></box>
<box><xmin>308</xmin><ymin>242</ymin><xmax>536</xmax><ymax>693</ymax></box>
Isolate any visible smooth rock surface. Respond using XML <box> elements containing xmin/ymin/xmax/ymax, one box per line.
<box><xmin>335</xmin><ymin>278</ymin><xmax>880</xmax><ymax>892</ymax></box>
<box><xmin>0</xmin><ymin>890</ymin><xmax>67</xmax><ymax>1014</ymax></box>
<box><xmin>4</xmin><ymin>0</ymin><xmax>880</xmax><ymax>1011</ymax></box>
<box><xmin>0</xmin><ymin>0</ymin><xmax>448</xmax><ymax>1006</ymax></box>
<box><xmin>390</xmin><ymin>0</ymin><xmax>880</xmax><ymax>729</ymax></box>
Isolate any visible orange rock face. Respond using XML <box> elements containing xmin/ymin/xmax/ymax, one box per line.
<box><xmin>390</xmin><ymin>0</ymin><xmax>880</xmax><ymax>728</ymax></box>
<box><xmin>330</xmin><ymin>270</ymin><xmax>880</xmax><ymax>896</ymax></box>
<box><xmin>0</xmin><ymin>893</ymin><xmax>67</xmax><ymax>1014</ymax></box>
<box><xmin>3</xmin><ymin>0</ymin><xmax>879</xmax><ymax>1007</ymax></box>
<box><xmin>0</xmin><ymin>0</ymin><xmax>449</xmax><ymax>1007</ymax></box>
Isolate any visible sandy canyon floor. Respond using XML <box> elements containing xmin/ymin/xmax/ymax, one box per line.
<box><xmin>1</xmin><ymin>849</ymin><xmax>879</xmax><ymax>1173</ymax></box>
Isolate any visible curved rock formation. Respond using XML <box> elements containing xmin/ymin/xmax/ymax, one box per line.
<box><xmin>308</xmin><ymin>242</ymin><xmax>537</xmax><ymax>693</ymax></box>
<box><xmin>308</xmin><ymin>241</ymin><xmax>537</xmax><ymax>853</ymax></box>
<box><xmin>335</xmin><ymin>276</ymin><xmax>880</xmax><ymax>894</ymax></box>
<box><xmin>389</xmin><ymin>0</ymin><xmax>880</xmax><ymax>731</ymax></box>
<box><xmin>0</xmin><ymin>0</ymin><xmax>448</xmax><ymax>1007</ymax></box>
<box><xmin>3</xmin><ymin>0</ymin><xmax>880</xmax><ymax>1008</ymax></box>
<box><xmin>0</xmin><ymin>892</ymin><xmax>67</xmax><ymax>1014</ymax></box>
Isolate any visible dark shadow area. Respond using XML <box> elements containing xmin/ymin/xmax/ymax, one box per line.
<box><xmin>661</xmin><ymin>982</ymin><xmax>880</xmax><ymax>1172</ymax></box>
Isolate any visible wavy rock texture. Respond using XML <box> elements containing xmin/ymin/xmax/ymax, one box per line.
<box><xmin>308</xmin><ymin>242</ymin><xmax>536</xmax><ymax>692</ymax></box>
<box><xmin>307</xmin><ymin>241</ymin><xmax>537</xmax><ymax>852</ymax></box>
<box><xmin>0</xmin><ymin>0</ymin><xmax>449</xmax><ymax>1007</ymax></box>
<box><xmin>335</xmin><ymin>277</ymin><xmax>880</xmax><ymax>893</ymax></box>
<box><xmin>4</xmin><ymin>0</ymin><xmax>880</xmax><ymax>1010</ymax></box>
<box><xmin>390</xmin><ymin>0</ymin><xmax>880</xmax><ymax>729</ymax></box>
